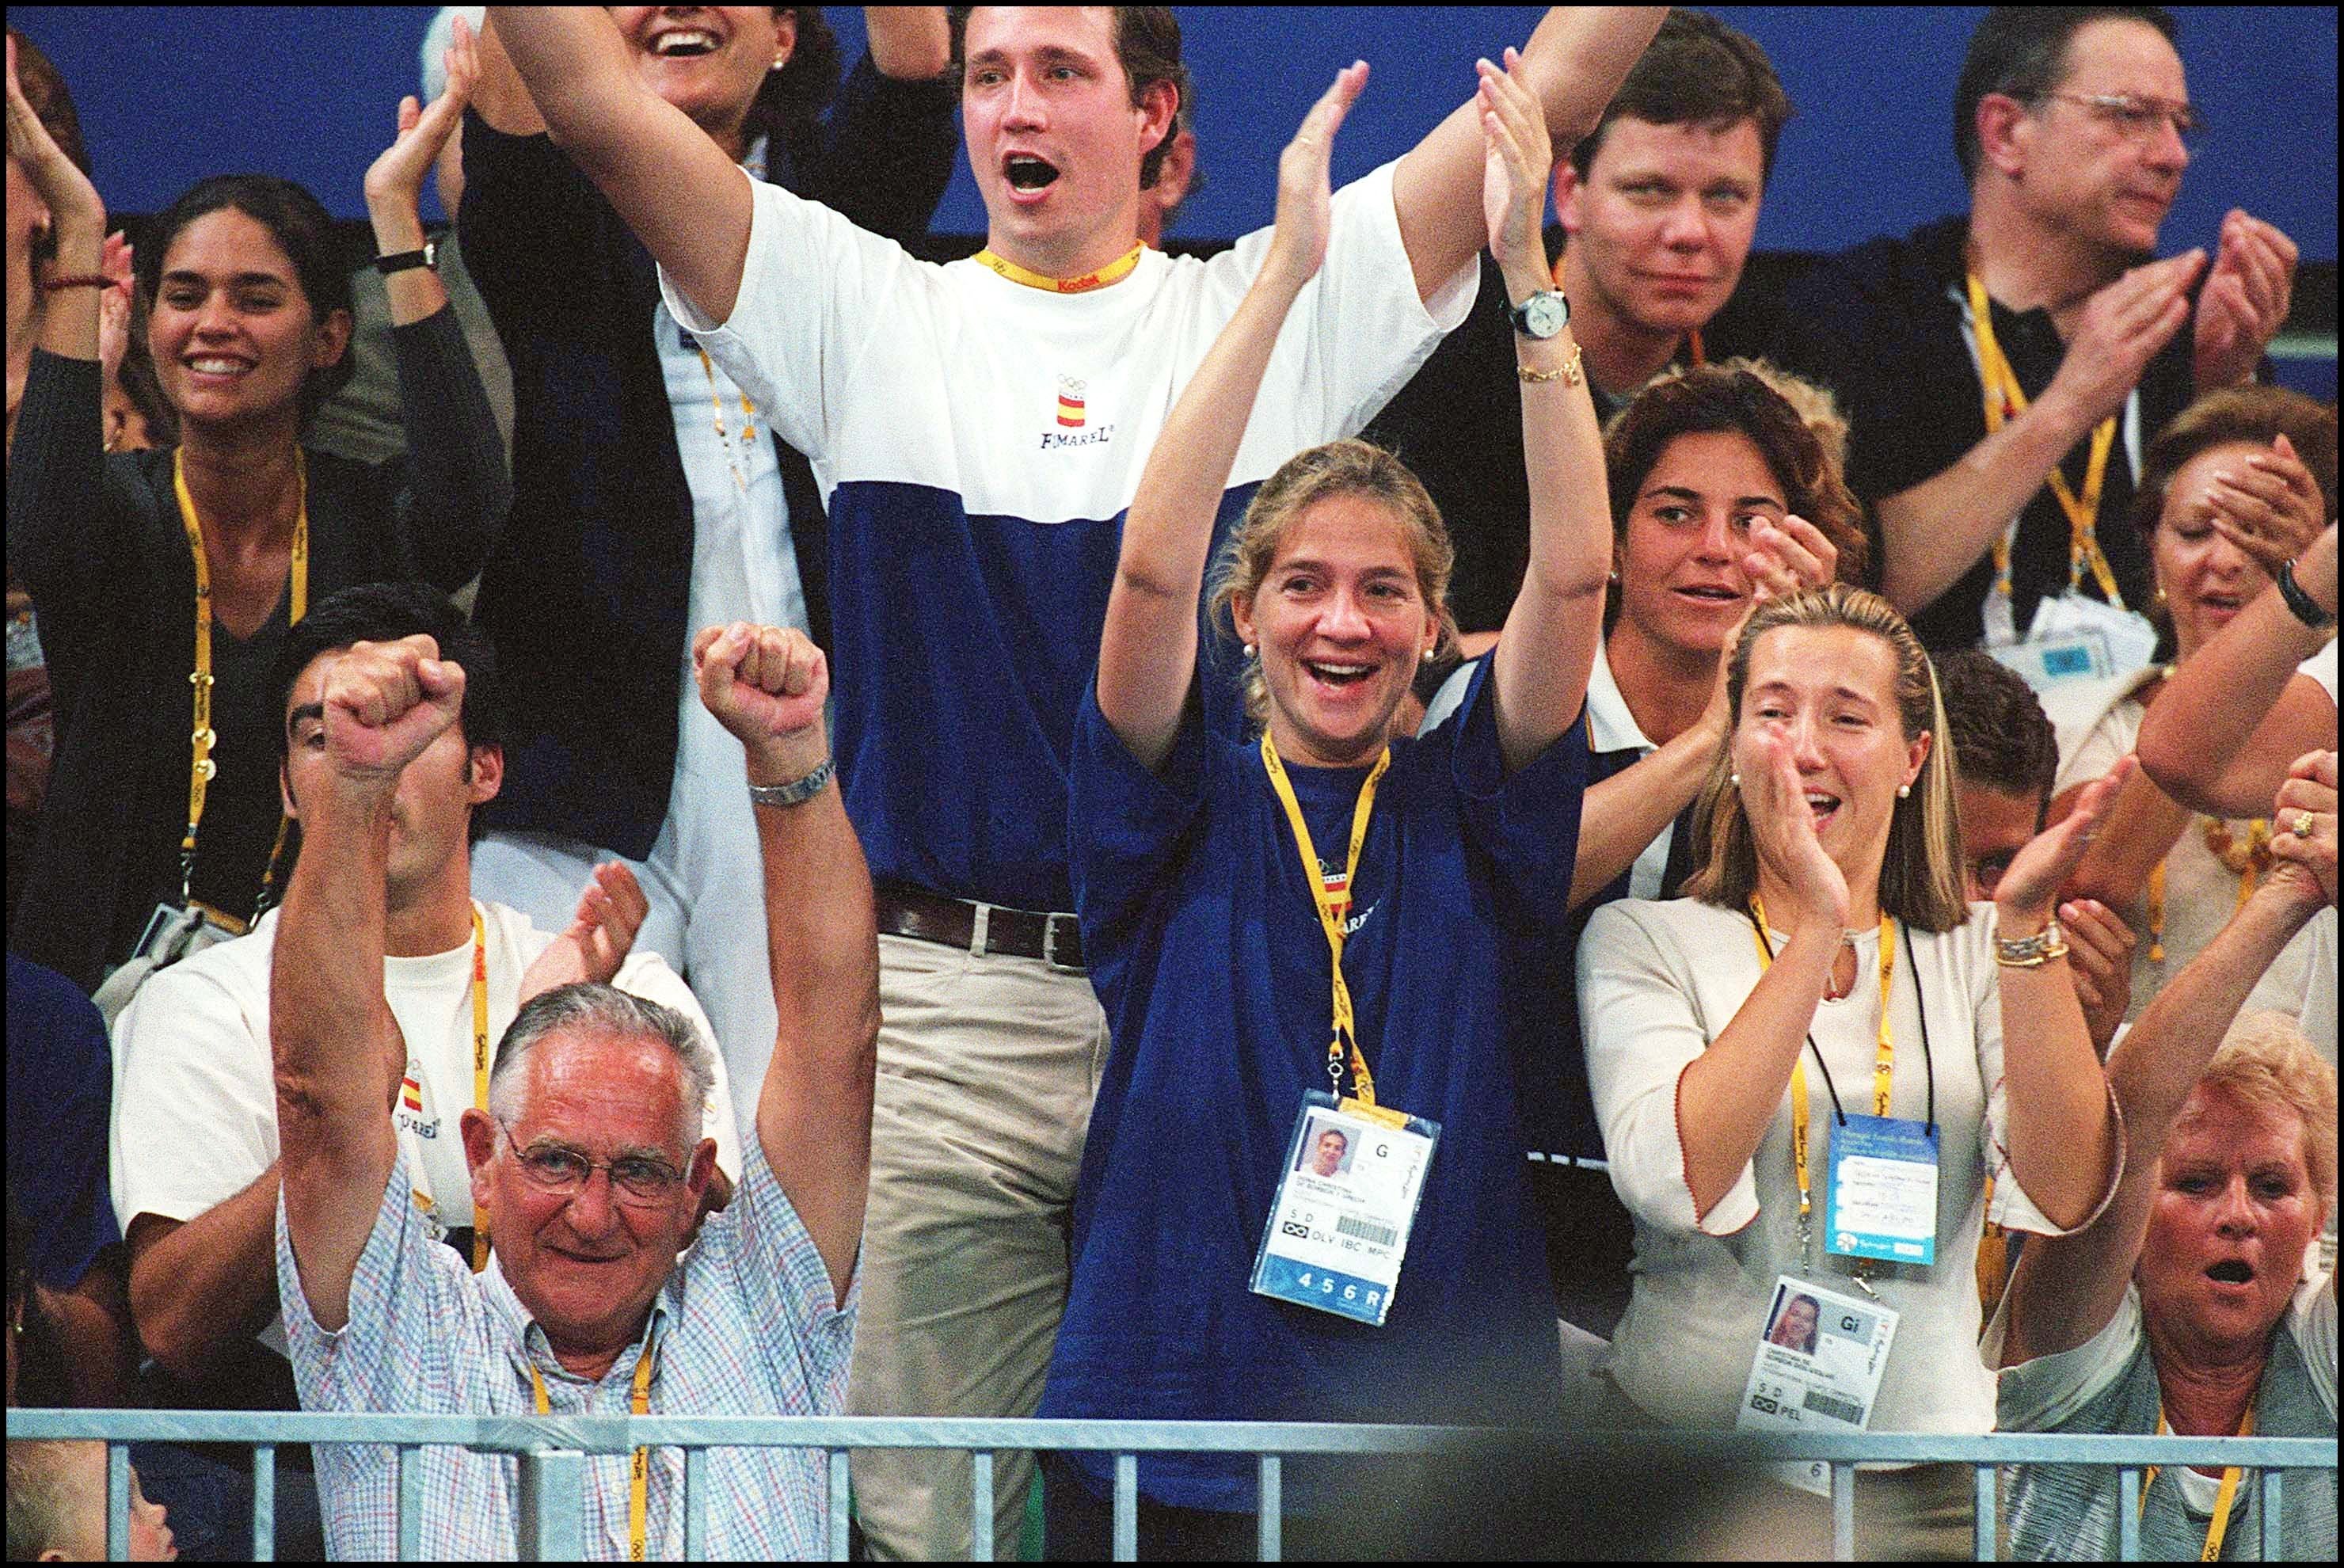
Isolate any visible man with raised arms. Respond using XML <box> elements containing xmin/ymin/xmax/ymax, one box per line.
<box><xmin>488</xmin><ymin>7</ymin><xmax>1661</xmax><ymax>1555</ymax></box>
<box><xmin>272</xmin><ymin>619</ymin><xmax>875</xmax><ymax>1559</ymax></box>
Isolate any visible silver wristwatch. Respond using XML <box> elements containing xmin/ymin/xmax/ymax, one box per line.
<box><xmin>1508</xmin><ymin>289</ymin><xmax>1570</xmax><ymax>340</ymax></box>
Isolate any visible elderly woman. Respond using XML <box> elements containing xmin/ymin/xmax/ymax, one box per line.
<box><xmin>1041</xmin><ymin>55</ymin><xmax>1608</xmax><ymax>1555</ymax></box>
<box><xmin>2049</xmin><ymin>386</ymin><xmax>2335</xmax><ymax>1031</ymax></box>
<box><xmin>1994</xmin><ymin>799</ymin><xmax>2336</xmax><ymax>1562</ymax></box>
<box><xmin>1581</xmin><ymin>584</ymin><xmax>2130</xmax><ymax>1556</ymax></box>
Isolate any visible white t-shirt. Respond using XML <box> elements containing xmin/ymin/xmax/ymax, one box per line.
<box><xmin>659</xmin><ymin>162</ymin><xmax>1476</xmax><ymax>912</ymax></box>
<box><xmin>111</xmin><ymin>900</ymin><xmax>744</xmax><ymax>1353</ymax></box>
<box><xmin>2057</xmin><ymin>682</ymin><xmax>2320</xmax><ymax>1029</ymax></box>
<box><xmin>2300</xmin><ymin>640</ymin><xmax>2338</xmax><ymax>1058</ymax></box>
<box><xmin>1578</xmin><ymin>896</ymin><xmax>2110</xmax><ymax>1434</ymax></box>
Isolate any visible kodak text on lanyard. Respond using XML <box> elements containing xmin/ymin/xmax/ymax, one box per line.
<box><xmin>1261</xmin><ymin>733</ymin><xmax>1388</xmax><ymax>1108</ymax></box>
<box><xmin>465</xmin><ymin>904</ymin><xmax>493</xmax><ymax>1272</ymax></box>
<box><xmin>1747</xmin><ymin>894</ymin><xmax>1898</xmax><ymax>1268</ymax></box>
<box><xmin>1965</xmin><ymin>271</ymin><xmax>2123</xmax><ymax>609</ymax></box>
<box><xmin>530</xmin><ymin>1344</ymin><xmax>659</xmax><ymax>1560</ymax></box>
<box><xmin>174</xmin><ymin>449</ymin><xmax>308</xmax><ymax>924</ymax></box>
<box><xmin>971</xmin><ymin>242</ymin><xmax>1143</xmax><ymax>295</ymax></box>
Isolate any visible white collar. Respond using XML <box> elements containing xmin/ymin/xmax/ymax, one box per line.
<box><xmin>1586</xmin><ymin>638</ymin><xmax>1658</xmax><ymax>756</ymax></box>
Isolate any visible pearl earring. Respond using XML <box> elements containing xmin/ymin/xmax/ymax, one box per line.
<box><xmin>1243</xmin><ymin>643</ymin><xmax>1256</xmax><ymax>659</ymax></box>
<box><xmin>1897</xmin><ymin>783</ymin><xmax>1911</xmax><ymax>798</ymax></box>
<box><xmin>1728</xmin><ymin>772</ymin><xmax>1741</xmax><ymax>788</ymax></box>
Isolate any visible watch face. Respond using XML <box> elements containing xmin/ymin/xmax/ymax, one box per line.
<box><xmin>1520</xmin><ymin>292</ymin><xmax>1568</xmax><ymax>338</ymax></box>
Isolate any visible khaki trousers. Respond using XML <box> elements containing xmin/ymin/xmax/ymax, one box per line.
<box><xmin>848</xmin><ymin>934</ymin><xmax>1110</xmax><ymax>1560</ymax></box>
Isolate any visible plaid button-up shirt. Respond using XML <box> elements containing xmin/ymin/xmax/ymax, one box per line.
<box><xmin>278</xmin><ymin>1139</ymin><xmax>854</xmax><ymax>1560</ymax></box>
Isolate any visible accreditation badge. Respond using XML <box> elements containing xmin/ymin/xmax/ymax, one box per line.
<box><xmin>1736</xmin><ymin>1277</ymin><xmax>1901</xmax><ymax>1497</ymax></box>
<box><xmin>1249</xmin><ymin>1090</ymin><xmax>1438</xmax><ymax>1327</ymax></box>
<box><xmin>1825</xmin><ymin>1113</ymin><xmax>1940</xmax><ymax>1266</ymax></box>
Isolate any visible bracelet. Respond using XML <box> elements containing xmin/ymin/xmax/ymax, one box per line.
<box><xmin>40</xmin><ymin>273</ymin><xmax>112</xmax><ymax>294</ymax></box>
<box><xmin>2276</xmin><ymin>557</ymin><xmax>2337</xmax><ymax>630</ymax></box>
<box><xmin>1517</xmin><ymin>342</ymin><xmax>1583</xmax><ymax>386</ymax></box>
<box><xmin>1995</xmin><ymin>916</ymin><xmax>2069</xmax><ymax>968</ymax></box>
<box><xmin>747</xmin><ymin>755</ymin><xmax>835</xmax><ymax>808</ymax></box>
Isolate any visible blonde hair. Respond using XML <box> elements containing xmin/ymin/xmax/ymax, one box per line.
<box><xmin>6</xmin><ymin>1441</ymin><xmax>98</xmax><ymax>1560</ymax></box>
<box><xmin>2179</xmin><ymin>1010</ymin><xmax>2339</xmax><ymax>1220</ymax></box>
<box><xmin>1683</xmin><ymin>584</ymin><xmax>1969</xmax><ymax>931</ymax></box>
<box><xmin>1206</xmin><ymin>438</ymin><xmax>1459</xmax><ymax>730</ymax></box>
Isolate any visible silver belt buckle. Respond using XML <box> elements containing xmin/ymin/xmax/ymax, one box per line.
<box><xmin>968</xmin><ymin>902</ymin><xmax>991</xmax><ymax>959</ymax></box>
<box><xmin>1042</xmin><ymin>913</ymin><xmax>1084</xmax><ymax>973</ymax></box>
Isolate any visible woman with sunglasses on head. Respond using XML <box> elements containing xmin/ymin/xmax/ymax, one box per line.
<box><xmin>4</xmin><ymin>30</ymin><xmax>508</xmax><ymax>994</ymax></box>
<box><xmin>1581</xmin><ymin>584</ymin><xmax>2129</xmax><ymax>1557</ymax></box>
<box><xmin>1040</xmin><ymin>55</ymin><xmax>1608</xmax><ymax>1556</ymax></box>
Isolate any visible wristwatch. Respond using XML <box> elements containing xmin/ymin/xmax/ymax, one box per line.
<box><xmin>1508</xmin><ymin>289</ymin><xmax>1570</xmax><ymax>340</ymax></box>
<box><xmin>2276</xmin><ymin>557</ymin><xmax>2337</xmax><ymax>630</ymax></box>
<box><xmin>374</xmin><ymin>239</ymin><xmax>438</xmax><ymax>276</ymax></box>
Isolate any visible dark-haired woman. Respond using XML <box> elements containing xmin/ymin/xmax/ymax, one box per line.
<box><xmin>4</xmin><ymin>30</ymin><xmax>508</xmax><ymax>991</ymax></box>
<box><xmin>459</xmin><ymin>9</ymin><xmax>956</xmax><ymax>1094</ymax></box>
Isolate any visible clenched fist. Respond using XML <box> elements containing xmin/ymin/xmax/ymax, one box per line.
<box><xmin>693</xmin><ymin>622</ymin><xmax>829</xmax><ymax>785</ymax></box>
<box><xmin>322</xmin><ymin>635</ymin><xmax>466</xmax><ymax>780</ymax></box>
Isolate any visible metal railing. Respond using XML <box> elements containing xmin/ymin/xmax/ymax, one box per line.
<box><xmin>6</xmin><ymin>1409</ymin><xmax>2332</xmax><ymax>1562</ymax></box>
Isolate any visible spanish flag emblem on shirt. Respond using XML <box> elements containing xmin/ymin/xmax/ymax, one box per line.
<box><xmin>401</xmin><ymin>1075</ymin><xmax>424</xmax><ymax>1112</ymax></box>
<box><xmin>1056</xmin><ymin>378</ymin><xmax>1086</xmax><ymax>428</ymax></box>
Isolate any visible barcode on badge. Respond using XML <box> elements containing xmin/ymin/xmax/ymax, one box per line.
<box><xmin>1336</xmin><ymin>1214</ymin><xmax>1398</xmax><ymax>1246</ymax></box>
<box><xmin>1802</xmin><ymin>1389</ymin><xmax>1864</xmax><ymax>1424</ymax></box>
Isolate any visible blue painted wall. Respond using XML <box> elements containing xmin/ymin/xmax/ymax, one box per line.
<box><xmin>10</xmin><ymin>5</ymin><xmax>2336</xmax><ymax>262</ymax></box>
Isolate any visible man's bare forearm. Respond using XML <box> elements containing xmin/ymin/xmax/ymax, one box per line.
<box><xmin>125</xmin><ymin>1167</ymin><xmax>283</xmax><ymax>1381</ymax></box>
<box><xmin>1875</xmin><ymin>390</ymin><xmax>2098</xmax><ymax>615</ymax></box>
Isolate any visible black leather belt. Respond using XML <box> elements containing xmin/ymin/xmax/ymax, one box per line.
<box><xmin>874</xmin><ymin>881</ymin><xmax>1086</xmax><ymax>971</ymax></box>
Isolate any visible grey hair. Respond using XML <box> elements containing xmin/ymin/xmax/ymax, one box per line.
<box><xmin>420</xmin><ymin>6</ymin><xmax>484</xmax><ymax>101</ymax></box>
<box><xmin>486</xmin><ymin>982</ymin><xmax>715</xmax><ymax>1149</ymax></box>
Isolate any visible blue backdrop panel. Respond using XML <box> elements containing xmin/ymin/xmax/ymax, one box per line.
<box><xmin>8</xmin><ymin>5</ymin><xmax>2334</xmax><ymax>258</ymax></box>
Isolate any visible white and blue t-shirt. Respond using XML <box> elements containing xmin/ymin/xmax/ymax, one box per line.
<box><xmin>1044</xmin><ymin>662</ymin><xmax>1588</xmax><ymax>1511</ymax></box>
<box><xmin>660</xmin><ymin>162</ymin><xmax>1476</xmax><ymax>910</ymax></box>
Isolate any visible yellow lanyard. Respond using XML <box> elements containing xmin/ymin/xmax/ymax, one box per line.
<box><xmin>530</xmin><ymin>1343</ymin><xmax>657</xmax><ymax>1561</ymax></box>
<box><xmin>2144</xmin><ymin>1406</ymin><xmax>2255</xmax><ymax>1561</ymax></box>
<box><xmin>691</xmin><ymin>346</ymin><xmax>758</xmax><ymax>493</ymax></box>
<box><xmin>2146</xmin><ymin>820</ymin><xmax>2270</xmax><ymax>966</ymax></box>
<box><xmin>972</xmin><ymin>242</ymin><xmax>1143</xmax><ymax>295</ymax></box>
<box><xmin>466</xmin><ymin>904</ymin><xmax>493</xmax><ymax>1272</ymax></box>
<box><xmin>1965</xmin><ymin>271</ymin><xmax>2121</xmax><ymax>606</ymax></box>
<box><xmin>174</xmin><ymin>450</ymin><xmax>308</xmax><ymax>915</ymax></box>
<box><xmin>1261</xmin><ymin>733</ymin><xmax>1389</xmax><ymax>1107</ymax></box>
<box><xmin>1748</xmin><ymin>896</ymin><xmax>1898</xmax><ymax>1236</ymax></box>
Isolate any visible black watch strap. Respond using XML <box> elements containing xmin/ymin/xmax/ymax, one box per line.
<box><xmin>2277</xmin><ymin>558</ymin><xmax>2338</xmax><ymax>630</ymax></box>
<box><xmin>374</xmin><ymin>241</ymin><xmax>436</xmax><ymax>276</ymax></box>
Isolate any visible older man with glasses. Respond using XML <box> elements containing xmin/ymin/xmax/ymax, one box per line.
<box><xmin>271</xmin><ymin>618</ymin><xmax>876</xmax><ymax>1561</ymax></box>
<box><xmin>1772</xmin><ymin>6</ymin><xmax>2299</xmax><ymax>668</ymax></box>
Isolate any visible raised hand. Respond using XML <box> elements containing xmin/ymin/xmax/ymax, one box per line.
<box><xmin>2057</xmin><ymin>896</ymin><xmax>2136</xmax><ymax>1054</ymax></box>
<box><xmin>5</xmin><ymin>32</ymin><xmax>103</xmax><ymax>235</ymax></box>
<box><xmin>1264</xmin><ymin>60</ymin><xmax>1367</xmax><ymax>289</ymax></box>
<box><xmin>2201</xmin><ymin>433</ymin><xmax>2327</xmax><ymax>579</ymax></box>
<box><xmin>1478</xmin><ymin>48</ymin><xmax>1552</xmax><ymax>282</ymax></box>
<box><xmin>2001</xmin><ymin>755</ymin><xmax>2137</xmax><ymax>922</ymax></box>
<box><xmin>321</xmin><ymin>635</ymin><xmax>466</xmax><ymax>781</ymax></box>
<box><xmin>1734</xmin><ymin>728</ymin><xmax>1849</xmax><ymax>932</ymax></box>
<box><xmin>2194</xmin><ymin>208</ymin><xmax>2299</xmax><ymax>392</ymax></box>
<box><xmin>2045</xmin><ymin>249</ymin><xmax>2205</xmax><ymax>428</ymax></box>
<box><xmin>1745</xmin><ymin>514</ymin><xmax>1839</xmax><ymax>604</ymax></box>
<box><xmin>519</xmin><ymin>860</ymin><xmax>649</xmax><ymax>1000</ymax></box>
<box><xmin>693</xmin><ymin>622</ymin><xmax>829</xmax><ymax>783</ymax></box>
<box><xmin>363</xmin><ymin>13</ymin><xmax>478</xmax><ymax>217</ymax></box>
<box><xmin>2270</xmin><ymin>748</ymin><xmax>2337</xmax><ymax>909</ymax></box>
<box><xmin>96</xmin><ymin>230</ymin><xmax>134</xmax><ymax>381</ymax></box>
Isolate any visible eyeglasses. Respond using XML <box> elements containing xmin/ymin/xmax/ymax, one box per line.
<box><xmin>2042</xmin><ymin>91</ymin><xmax>2205</xmax><ymax>146</ymax></box>
<box><xmin>495</xmin><ymin>1120</ymin><xmax>687</xmax><ymax>1207</ymax></box>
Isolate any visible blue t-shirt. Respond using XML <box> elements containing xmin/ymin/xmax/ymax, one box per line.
<box><xmin>1045</xmin><ymin>663</ymin><xmax>1588</xmax><ymax>1511</ymax></box>
<box><xmin>6</xmin><ymin>953</ymin><xmax>123</xmax><ymax>1289</ymax></box>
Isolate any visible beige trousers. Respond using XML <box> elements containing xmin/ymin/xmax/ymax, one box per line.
<box><xmin>848</xmin><ymin>934</ymin><xmax>1111</xmax><ymax>1561</ymax></box>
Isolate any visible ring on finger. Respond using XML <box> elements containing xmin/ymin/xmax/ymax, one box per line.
<box><xmin>2292</xmin><ymin>809</ymin><xmax>2319</xmax><ymax>839</ymax></box>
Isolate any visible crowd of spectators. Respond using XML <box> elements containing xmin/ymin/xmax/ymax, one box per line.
<box><xmin>4</xmin><ymin>4</ymin><xmax>2334</xmax><ymax>1562</ymax></box>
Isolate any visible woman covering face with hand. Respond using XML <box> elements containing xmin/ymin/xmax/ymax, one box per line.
<box><xmin>1041</xmin><ymin>54</ymin><xmax>1609</xmax><ymax>1555</ymax></box>
<box><xmin>3</xmin><ymin>29</ymin><xmax>508</xmax><ymax>991</ymax></box>
<box><xmin>1581</xmin><ymin>584</ymin><xmax>2127</xmax><ymax>1556</ymax></box>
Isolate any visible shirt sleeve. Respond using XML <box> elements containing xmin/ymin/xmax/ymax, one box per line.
<box><xmin>1442</xmin><ymin>656</ymin><xmax>1589</xmax><ymax>927</ymax></box>
<box><xmin>110</xmin><ymin>961</ymin><xmax>279</xmax><ymax>1231</ymax></box>
<box><xmin>1579</xmin><ymin>902</ymin><xmax>1761</xmax><ymax>1237</ymax></box>
<box><xmin>2</xmin><ymin>351</ymin><xmax>154</xmax><ymax>633</ymax></box>
<box><xmin>611</xmin><ymin>950</ymin><xmax>744</xmax><ymax>1181</ymax></box>
<box><xmin>795</xmin><ymin>55</ymin><xmax>958</xmax><ymax>249</ymax></box>
<box><xmin>657</xmin><ymin>173</ymin><xmax>926</xmax><ymax>460</ymax></box>
<box><xmin>2300</xmin><ymin>640</ymin><xmax>2339</xmax><ymax>708</ymax></box>
<box><xmin>380</xmin><ymin>305</ymin><xmax>513</xmax><ymax>592</ymax></box>
<box><xmin>1994</xmin><ymin>1281</ymin><xmax>2144</xmax><ymax>1432</ymax></box>
<box><xmin>2295</xmin><ymin>1273</ymin><xmax>2338</xmax><ymax>1419</ymax></box>
<box><xmin>1067</xmin><ymin>680</ymin><xmax>1213</xmax><ymax>959</ymax></box>
<box><xmin>455</xmin><ymin>108</ymin><xmax>634</xmax><ymax>340</ymax></box>
<box><xmin>276</xmin><ymin>1148</ymin><xmax>483</xmax><ymax>1416</ymax></box>
<box><xmin>721</xmin><ymin>1138</ymin><xmax>857</xmax><ymax>1413</ymax></box>
<box><xmin>6</xmin><ymin>958</ymin><xmax>121</xmax><ymax>1289</ymax></box>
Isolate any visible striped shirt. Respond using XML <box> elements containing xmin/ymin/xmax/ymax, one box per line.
<box><xmin>278</xmin><ymin>1140</ymin><xmax>854</xmax><ymax>1559</ymax></box>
